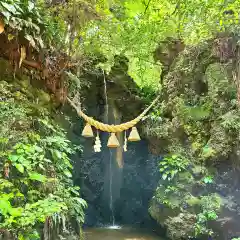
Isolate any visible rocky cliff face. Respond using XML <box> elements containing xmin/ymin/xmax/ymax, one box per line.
<box><xmin>68</xmin><ymin>42</ymin><xmax>240</xmax><ymax>239</ymax></box>
<box><xmin>147</xmin><ymin>35</ymin><xmax>240</xmax><ymax>240</ymax></box>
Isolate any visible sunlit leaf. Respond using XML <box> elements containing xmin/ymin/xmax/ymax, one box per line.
<box><xmin>162</xmin><ymin>173</ymin><xmax>167</xmax><ymax>180</ymax></box>
<box><xmin>28</xmin><ymin>1</ymin><xmax>35</xmax><ymax>11</ymax></box>
<box><xmin>0</xmin><ymin>199</ymin><xmax>12</xmax><ymax>216</ymax></box>
<box><xmin>1</xmin><ymin>11</ymin><xmax>11</xmax><ymax>21</ymax></box>
<box><xmin>63</xmin><ymin>170</ymin><xmax>72</xmax><ymax>178</ymax></box>
<box><xmin>25</xmin><ymin>34</ymin><xmax>36</xmax><ymax>48</ymax></box>
<box><xmin>9</xmin><ymin>207</ymin><xmax>23</xmax><ymax>217</ymax></box>
<box><xmin>1</xmin><ymin>2</ymin><xmax>17</xmax><ymax>14</ymax></box>
<box><xmin>29</xmin><ymin>172</ymin><xmax>47</xmax><ymax>182</ymax></box>
<box><xmin>9</xmin><ymin>155</ymin><xmax>19</xmax><ymax>162</ymax></box>
<box><xmin>15</xmin><ymin>163</ymin><xmax>24</xmax><ymax>173</ymax></box>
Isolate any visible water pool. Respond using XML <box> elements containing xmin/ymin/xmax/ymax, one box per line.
<box><xmin>83</xmin><ymin>226</ymin><xmax>164</xmax><ymax>240</ymax></box>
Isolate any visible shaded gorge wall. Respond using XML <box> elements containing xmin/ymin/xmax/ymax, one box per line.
<box><xmin>64</xmin><ymin>65</ymin><xmax>162</xmax><ymax>228</ymax></box>
<box><xmin>72</xmin><ymin>101</ymin><xmax>161</xmax><ymax>227</ymax></box>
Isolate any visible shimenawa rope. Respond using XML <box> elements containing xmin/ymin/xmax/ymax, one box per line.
<box><xmin>67</xmin><ymin>95</ymin><xmax>160</xmax><ymax>133</ymax></box>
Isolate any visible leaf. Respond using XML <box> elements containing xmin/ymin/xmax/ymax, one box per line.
<box><xmin>0</xmin><ymin>179</ymin><xmax>13</xmax><ymax>189</ymax></box>
<box><xmin>51</xmin><ymin>149</ymin><xmax>62</xmax><ymax>161</ymax></box>
<box><xmin>35</xmin><ymin>36</ymin><xmax>44</xmax><ymax>48</ymax></box>
<box><xmin>13</xmin><ymin>4</ymin><xmax>23</xmax><ymax>14</ymax></box>
<box><xmin>162</xmin><ymin>173</ymin><xmax>167</xmax><ymax>180</ymax></box>
<box><xmin>63</xmin><ymin>156</ymin><xmax>72</xmax><ymax>168</ymax></box>
<box><xmin>34</xmin><ymin>146</ymin><xmax>43</xmax><ymax>152</ymax></box>
<box><xmin>63</xmin><ymin>170</ymin><xmax>72</xmax><ymax>178</ymax></box>
<box><xmin>203</xmin><ymin>176</ymin><xmax>213</xmax><ymax>184</ymax></box>
<box><xmin>1</xmin><ymin>11</ymin><xmax>11</xmax><ymax>21</ymax></box>
<box><xmin>44</xmin><ymin>158</ymin><xmax>52</xmax><ymax>163</ymax></box>
<box><xmin>25</xmin><ymin>34</ymin><xmax>36</xmax><ymax>48</ymax></box>
<box><xmin>8</xmin><ymin>34</ymin><xmax>15</xmax><ymax>41</ymax></box>
<box><xmin>202</xmin><ymin>146</ymin><xmax>216</xmax><ymax>158</ymax></box>
<box><xmin>9</xmin><ymin>154</ymin><xmax>19</xmax><ymax>162</ymax></box>
<box><xmin>29</xmin><ymin>172</ymin><xmax>47</xmax><ymax>182</ymax></box>
<box><xmin>170</xmin><ymin>170</ymin><xmax>176</xmax><ymax>179</ymax></box>
<box><xmin>1</xmin><ymin>2</ymin><xmax>17</xmax><ymax>14</ymax></box>
<box><xmin>38</xmin><ymin>163</ymin><xmax>44</xmax><ymax>170</ymax></box>
<box><xmin>0</xmin><ymin>199</ymin><xmax>12</xmax><ymax>216</ymax></box>
<box><xmin>9</xmin><ymin>207</ymin><xmax>23</xmax><ymax>217</ymax></box>
<box><xmin>160</xmin><ymin>161</ymin><xmax>167</xmax><ymax>165</ymax></box>
<box><xmin>70</xmin><ymin>187</ymin><xmax>80</xmax><ymax>196</ymax></box>
<box><xmin>19</xmin><ymin>46</ymin><xmax>26</xmax><ymax>68</ymax></box>
<box><xmin>75</xmin><ymin>198</ymin><xmax>87</xmax><ymax>208</ymax></box>
<box><xmin>15</xmin><ymin>163</ymin><xmax>24</xmax><ymax>173</ymax></box>
<box><xmin>28</xmin><ymin>2</ymin><xmax>35</xmax><ymax>11</ymax></box>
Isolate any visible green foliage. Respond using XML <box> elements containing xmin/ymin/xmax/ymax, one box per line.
<box><xmin>147</xmin><ymin>39</ymin><xmax>240</xmax><ymax>239</ymax></box>
<box><xmin>194</xmin><ymin>194</ymin><xmax>222</xmax><ymax>236</ymax></box>
<box><xmin>153</xmin><ymin>175</ymin><xmax>222</xmax><ymax>238</ymax></box>
<box><xmin>159</xmin><ymin>154</ymin><xmax>189</xmax><ymax>181</ymax></box>
<box><xmin>154</xmin><ymin>184</ymin><xmax>183</xmax><ymax>209</ymax></box>
<box><xmin>0</xmin><ymin>79</ymin><xmax>85</xmax><ymax>238</ymax></box>
<box><xmin>2</xmin><ymin>0</ymin><xmax>239</xmax><ymax>92</ymax></box>
<box><xmin>194</xmin><ymin>210</ymin><xmax>217</xmax><ymax>236</ymax></box>
<box><xmin>175</xmin><ymin>97</ymin><xmax>212</xmax><ymax>121</ymax></box>
<box><xmin>152</xmin><ymin>146</ymin><xmax>222</xmax><ymax>238</ymax></box>
<box><xmin>1</xmin><ymin>1</ymin><xmax>240</xmax><ymax>239</ymax></box>
<box><xmin>202</xmin><ymin>175</ymin><xmax>214</xmax><ymax>184</ymax></box>
<box><xmin>79</xmin><ymin>0</ymin><xmax>240</xmax><ymax>89</ymax></box>
<box><xmin>3</xmin><ymin>0</ymin><xmax>239</xmax><ymax>93</ymax></box>
<box><xmin>1</xmin><ymin>0</ymin><xmax>42</xmax><ymax>48</ymax></box>
<box><xmin>0</xmin><ymin>0</ymin><xmax>67</xmax><ymax>49</ymax></box>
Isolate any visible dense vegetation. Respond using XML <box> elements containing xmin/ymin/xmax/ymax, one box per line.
<box><xmin>0</xmin><ymin>0</ymin><xmax>240</xmax><ymax>239</ymax></box>
<box><xmin>0</xmin><ymin>61</ymin><xmax>86</xmax><ymax>239</ymax></box>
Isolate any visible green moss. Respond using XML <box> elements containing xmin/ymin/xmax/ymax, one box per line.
<box><xmin>147</xmin><ymin>37</ymin><xmax>237</xmax><ymax>239</ymax></box>
<box><xmin>186</xmin><ymin>196</ymin><xmax>201</xmax><ymax>206</ymax></box>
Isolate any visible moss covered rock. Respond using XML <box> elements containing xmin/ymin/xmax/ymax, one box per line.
<box><xmin>147</xmin><ymin>35</ymin><xmax>240</xmax><ymax>239</ymax></box>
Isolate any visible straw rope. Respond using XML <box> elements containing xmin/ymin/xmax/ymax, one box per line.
<box><xmin>67</xmin><ymin>95</ymin><xmax>160</xmax><ymax>133</ymax></box>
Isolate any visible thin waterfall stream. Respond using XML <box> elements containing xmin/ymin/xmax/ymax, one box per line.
<box><xmin>109</xmin><ymin>150</ymin><xmax>115</xmax><ymax>226</ymax></box>
<box><xmin>102</xmin><ymin>70</ymin><xmax>115</xmax><ymax>226</ymax></box>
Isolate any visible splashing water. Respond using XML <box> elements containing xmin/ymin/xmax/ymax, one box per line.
<box><xmin>107</xmin><ymin>225</ymin><xmax>122</xmax><ymax>230</ymax></box>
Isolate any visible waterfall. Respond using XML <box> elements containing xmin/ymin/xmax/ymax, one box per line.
<box><xmin>102</xmin><ymin>71</ymin><xmax>115</xmax><ymax>226</ymax></box>
<box><xmin>103</xmin><ymin>70</ymin><xmax>108</xmax><ymax>124</ymax></box>
<box><xmin>102</xmin><ymin>71</ymin><xmax>123</xmax><ymax>227</ymax></box>
<box><xmin>109</xmin><ymin>149</ymin><xmax>115</xmax><ymax>226</ymax></box>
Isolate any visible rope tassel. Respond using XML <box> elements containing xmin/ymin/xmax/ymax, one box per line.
<box><xmin>107</xmin><ymin>133</ymin><xmax>120</xmax><ymax>148</ymax></box>
<box><xmin>94</xmin><ymin>131</ymin><xmax>102</xmax><ymax>152</ymax></box>
<box><xmin>123</xmin><ymin>131</ymin><xmax>127</xmax><ymax>152</ymax></box>
<box><xmin>82</xmin><ymin>123</ymin><xmax>94</xmax><ymax>137</ymax></box>
<box><xmin>128</xmin><ymin>127</ymin><xmax>141</xmax><ymax>142</ymax></box>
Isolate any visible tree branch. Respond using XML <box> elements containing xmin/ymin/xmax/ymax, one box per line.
<box><xmin>144</xmin><ymin>0</ymin><xmax>152</xmax><ymax>15</ymax></box>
